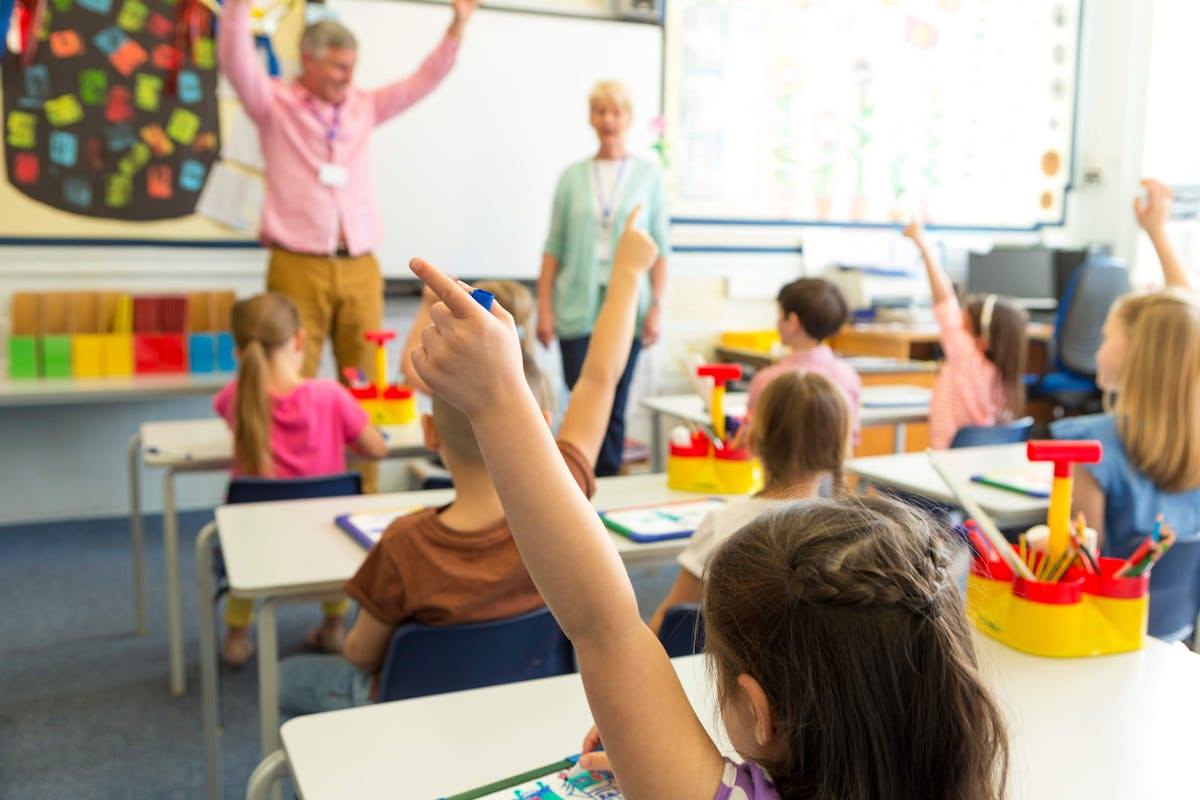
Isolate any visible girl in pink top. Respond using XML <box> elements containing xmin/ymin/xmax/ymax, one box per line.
<box><xmin>904</xmin><ymin>223</ymin><xmax>1028</xmax><ymax>449</ymax></box>
<box><xmin>213</xmin><ymin>293</ymin><xmax>387</xmax><ymax>666</ymax></box>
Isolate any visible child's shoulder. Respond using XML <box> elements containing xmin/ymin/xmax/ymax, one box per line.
<box><xmin>715</xmin><ymin>759</ymin><xmax>780</xmax><ymax>800</ymax></box>
<box><xmin>1049</xmin><ymin>413</ymin><xmax>1119</xmax><ymax>445</ymax></box>
<box><xmin>375</xmin><ymin>507</ymin><xmax>443</xmax><ymax>552</ymax></box>
<box><xmin>709</xmin><ymin>496</ymin><xmax>790</xmax><ymax>531</ymax></box>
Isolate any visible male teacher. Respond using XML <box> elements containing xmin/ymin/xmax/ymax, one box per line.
<box><xmin>217</xmin><ymin>0</ymin><xmax>478</xmax><ymax>381</ymax></box>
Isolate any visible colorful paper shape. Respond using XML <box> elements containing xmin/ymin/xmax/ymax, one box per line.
<box><xmin>109</xmin><ymin>39</ymin><xmax>147</xmax><ymax>76</ymax></box>
<box><xmin>49</xmin><ymin>29</ymin><xmax>84</xmax><ymax>57</ymax></box>
<box><xmin>77</xmin><ymin>0</ymin><xmax>111</xmax><ymax>13</ymax></box>
<box><xmin>139</xmin><ymin>123</ymin><xmax>173</xmax><ymax>156</ymax></box>
<box><xmin>146</xmin><ymin>164</ymin><xmax>172</xmax><ymax>198</ymax></box>
<box><xmin>151</xmin><ymin>43</ymin><xmax>180</xmax><ymax>71</ymax></box>
<box><xmin>191</xmin><ymin>131</ymin><xmax>216</xmax><ymax>152</ymax></box>
<box><xmin>105</xmin><ymin>84</ymin><xmax>134</xmax><ymax>123</ymax></box>
<box><xmin>13</xmin><ymin>152</ymin><xmax>40</xmax><ymax>184</ymax></box>
<box><xmin>116</xmin><ymin>0</ymin><xmax>147</xmax><ymax>32</ymax></box>
<box><xmin>52</xmin><ymin>0</ymin><xmax>75</xmax><ymax>12</ymax></box>
<box><xmin>165</xmin><ymin>108</ymin><xmax>199</xmax><ymax>145</ymax></box>
<box><xmin>105</xmin><ymin>173</ymin><xmax>132</xmax><ymax>207</ymax></box>
<box><xmin>49</xmin><ymin>131</ymin><xmax>79</xmax><ymax>166</ymax></box>
<box><xmin>134</xmin><ymin>72</ymin><xmax>162</xmax><ymax>111</ymax></box>
<box><xmin>179</xmin><ymin>159</ymin><xmax>206</xmax><ymax>191</ymax></box>
<box><xmin>6</xmin><ymin>111</ymin><xmax>38</xmax><ymax>149</ymax></box>
<box><xmin>63</xmin><ymin>175</ymin><xmax>93</xmax><ymax>208</ymax></box>
<box><xmin>92</xmin><ymin>25</ymin><xmax>126</xmax><ymax>55</ymax></box>
<box><xmin>23</xmin><ymin>65</ymin><xmax>50</xmax><ymax>99</ymax></box>
<box><xmin>177</xmin><ymin>70</ymin><xmax>201</xmax><ymax>104</ymax></box>
<box><xmin>103</xmin><ymin>122</ymin><xmax>134</xmax><ymax>152</ymax></box>
<box><xmin>44</xmin><ymin>94</ymin><xmax>85</xmax><ymax>127</ymax></box>
<box><xmin>193</xmin><ymin>37</ymin><xmax>214</xmax><ymax>68</ymax></box>
<box><xmin>79</xmin><ymin>69</ymin><xmax>107</xmax><ymax>105</ymax></box>
<box><xmin>145</xmin><ymin>11</ymin><xmax>170</xmax><ymax>38</ymax></box>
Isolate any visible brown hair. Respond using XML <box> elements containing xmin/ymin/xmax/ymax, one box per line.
<box><xmin>704</xmin><ymin>495</ymin><xmax>1008</xmax><ymax>800</ymax></box>
<box><xmin>476</xmin><ymin>280</ymin><xmax>534</xmax><ymax>357</ymax></box>
<box><xmin>1110</xmin><ymin>290</ymin><xmax>1200</xmax><ymax>492</ymax></box>
<box><xmin>751</xmin><ymin>371</ymin><xmax>850</xmax><ymax>494</ymax></box>
<box><xmin>432</xmin><ymin>348</ymin><xmax>553</xmax><ymax>464</ymax></box>
<box><xmin>965</xmin><ymin>295</ymin><xmax>1027</xmax><ymax>420</ymax></box>
<box><xmin>230</xmin><ymin>293</ymin><xmax>300</xmax><ymax>476</ymax></box>
<box><xmin>776</xmin><ymin>279</ymin><xmax>849</xmax><ymax>342</ymax></box>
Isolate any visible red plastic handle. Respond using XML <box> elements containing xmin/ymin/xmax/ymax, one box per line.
<box><xmin>1026</xmin><ymin>440</ymin><xmax>1103</xmax><ymax>478</ymax></box>
<box><xmin>364</xmin><ymin>330</ymin><xmax>397</xmax><ymax>346</ymax></box>
<box><xmin>697</xmin><ymin>364</ymin><xmax>742</xmax><ymax>386</ymax></box>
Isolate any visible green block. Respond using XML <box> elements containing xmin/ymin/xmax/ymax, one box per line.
<box><xmin>41</xmin><ymin>335</ymin><xmax>72</xmax><ymax>378</ymax></box>
<box><xmin>8</xmin><ymin>336</ymin><xmax>39</xmax><ymax>378</ymax></box>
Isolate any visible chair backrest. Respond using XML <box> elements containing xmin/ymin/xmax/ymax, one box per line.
<box><xmin>225</xmin><ymin>471</ymin><xmax>362</xmax><ymax>505</ymax></box>
<box><xmin>1147</xmin><ymin>535</ymin><xmax>1200</xmax><ymax>642</ymax></box>
<box><xmin>1054</xmin><ymin>256</ymin><xmax>1130</xmax><ymax>377</ymax></box>
<box><xmin>949</xmin><ymin>417</ymin><xmax>1034</xmax><ymax>449</ymax></box>
<box><xmin>657</xmin><ymin>603</ymin><xmax>705</xmax><ymax>658</ymax></box>
<box><xmin>376</xmin><ymin>606</ymin><xmax>575</xmax><ymax>702</ymax></box>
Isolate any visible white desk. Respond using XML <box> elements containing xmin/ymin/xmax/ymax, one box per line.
<box><xmin>643</xmin><ymin>386</ymin><xmax>931</xmax><ymax>469</ymax></box>
<box><xmin>845</xmin><ymin>444</ymin><xmax>1049</xmax><ymax>530</ymax></box>
<box><xmin>200</xmin><ymin>473</ymin><xmax>704</xmax><ymax>800</ymax></box>
<box><xmin>130</xmin><ymin>417</ymin><xmax>426</xmax><ymax>696</ymax></box>
<box><xmin>0</xmin><ymin>372</ymin><xmax>232</xmax><ymax>407</ymax></box>
<box><xmin>272</xmin><ymin>637</ymin><xmax>1200</xmax><ymax>800</ymax></box>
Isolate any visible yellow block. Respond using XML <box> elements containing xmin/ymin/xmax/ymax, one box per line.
<box><xmin>103</xmin><ymin>334</ymin><xmax>133</xmax><ymax>375</ymax></box>
<box><xmin>72</xmin><ymin>334</ymin><xmax>104</xmax><ymax>377</ymax></box>
<box><xmin>720</xmin><ymin>330</ymin><xmax>780</xmax><ymax>352</ymax></box>
<box><xmin>668</xmin><ymin>455</ymin><xmax>762</xmax><ymax>495</ymax></box>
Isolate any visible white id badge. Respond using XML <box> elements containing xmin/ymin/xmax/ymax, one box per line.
<box><xmin>318</xmin><ymin>163</ymin><xmax>348</xmax><ymax>187</ymax></box>
<box><xmin>595</xmin><ymin>219</ymin><xmax>614</xmax><ymax>264</ymax></box>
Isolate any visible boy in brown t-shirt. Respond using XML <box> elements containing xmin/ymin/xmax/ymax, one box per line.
<box><xmin>277</xmin><ymin>208</ymin><xmax>660</xmax><ymax>718</ymax></box>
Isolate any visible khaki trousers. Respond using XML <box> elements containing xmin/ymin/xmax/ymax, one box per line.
<box><xmin>267</xmin><ymin>247</ymin><xmax>383</xmax><ymax>492</ymax></box>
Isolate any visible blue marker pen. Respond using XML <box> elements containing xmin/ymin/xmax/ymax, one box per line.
<box><xmin>470</xmin><ymin>288</ymin><xmax>494</xmax><ymax>310</ymax></box>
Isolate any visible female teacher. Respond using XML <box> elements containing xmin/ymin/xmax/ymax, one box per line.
<box><xmin>536</xmin><ymin>80</ymin><xmax>671</xmax><ymax>477</ymax></box>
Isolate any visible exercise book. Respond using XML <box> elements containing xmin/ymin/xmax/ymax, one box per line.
<box><xmin>600</xmin><ymin>497</ymin><xmax>726</xmax><ymax>543</ymax></box>
<box><xmin>335</xmin><ymin>507</ymin><xmax>424</xmax><ymax>549</ymax></box>
<box><xmin>442</xmin><ymin>757</ymin><xmax>621</xmax><ymax>800</ymax></box>
<box><xmin>970</xmin><ymin>470</ymin><xmax>1052</xmax><ymax>498</ymax></box>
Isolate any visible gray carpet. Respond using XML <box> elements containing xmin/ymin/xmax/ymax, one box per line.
<box><xmin>0</xmin><ymin>511</ymin><xmax>680</xmax><ymax>799</ymax></box>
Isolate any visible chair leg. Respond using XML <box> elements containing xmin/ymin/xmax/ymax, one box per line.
<box><xmin>245</xmin><ymin>749</ymin><xmax>291</xmax><ymax>800</ymax></box>
<box><xmin>196</xmin><ymin>521</ymin><xmax>222</xmax><ymax>800</ymax></box>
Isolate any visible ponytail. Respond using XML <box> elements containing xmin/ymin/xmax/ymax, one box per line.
<box><xmin>235</xmin><ymin>339</ymin><xmax>274</xmax><ymax>476</ymax></box>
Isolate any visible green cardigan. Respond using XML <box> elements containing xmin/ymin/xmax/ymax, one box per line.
<box><xmin>543</xmin><ymin>156</ymin><xmax>672</xmax><ymax>340</ymax></box>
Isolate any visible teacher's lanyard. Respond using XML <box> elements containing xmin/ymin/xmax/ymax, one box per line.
<box><xmin>593</xmin><ymin>158</ymin><xmax>628</xmax><ymax>227</ymax></box>
<box><xmin>304</xmin><ymin>97</ymin><xmax>342</xmax><ymax>154</ymax></box>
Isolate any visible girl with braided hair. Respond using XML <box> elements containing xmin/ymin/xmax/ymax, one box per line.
<box><xmin>407</xmin><ymin>257</ymin><xmax>1009</xmax><ymax>800</ymax></box>
<box><xmin>647</xmin><ymin>370</ymin><xmax>851</xmax><ymax>636</ymax></box>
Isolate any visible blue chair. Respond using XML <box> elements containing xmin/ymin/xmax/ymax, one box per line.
<box><xmin>657</xmin><ymin>602</ymin><xmax>705</xmax><ymax>658</ymax></box>
<box><xmin>949</xmin><ymin>417</ymin><xmax>1034</xmax><ymax>449</ymax></box>
<box><xmin>1147</xmin><ymin>535</ymin><xmax>1200</xmax><ymax>646</ymax></box>
<box><xmin>1026</xmin><ymin>256</ymin><xmax>1130</xmax><ymax>411</ymax></box>
<box><xmin>376</xmin><ymin>606</ymin><xmax>575</xmax><ymax>702</ymax></box>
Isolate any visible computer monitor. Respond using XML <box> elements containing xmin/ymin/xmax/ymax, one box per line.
<box><xmin>967</xmin><ymin>247</ymin><xmax>1057</xmax><ymax>311</ymax></box>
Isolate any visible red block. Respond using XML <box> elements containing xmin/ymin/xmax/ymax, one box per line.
<box><xmin>146</xmin><ymin>12</ymin><xmax>172</xmax><ymax>38</ymax></box>
<box><xmin>147</xmin><ymin>164</ymin><xmax>173</xmax><ymax>199</ymax></box>
<box><xmin>109</xmin><ymin>39</ymin><xmax>148</xmax><ymax>76</ymax></box>
<box><xmin>49</xmin><ymin>30</ymin><xmax>85</xmax><ymax>57</ymax></box>
<box><xmin>134</xmin><ymin>334</ymin><xmax>187</xmax><ymax>373</ymax></box>
<box><xmin>151</xmin><ymin>44</ymin><xmax>181</xmax><ymax>71</ymax></box>
<box><xmin>105</xmin><ymin>85</ymin><xmax>134</xmax><ymax>123</ymax></box>
<box><xmin>13</xmin><ymin>152</ymin><xmax>39</xmax><ymax>184</ymax></box>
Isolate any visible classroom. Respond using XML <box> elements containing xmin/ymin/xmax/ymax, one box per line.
<box><xmin>2</xmin><ymin>0</ymin><xmax>1200</xmax><ymax>797</ymax></box>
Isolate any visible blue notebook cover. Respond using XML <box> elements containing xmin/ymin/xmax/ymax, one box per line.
<box><xmin>335</xmin><ymin>507</ymin><xmax>423</xmax><ymax>549</ymax></box>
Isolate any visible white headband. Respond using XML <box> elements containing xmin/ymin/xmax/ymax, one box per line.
<box><xmin>980</xmin><ymin>294</ymin><xmax>998</xmax><ymax>336</ymax></box>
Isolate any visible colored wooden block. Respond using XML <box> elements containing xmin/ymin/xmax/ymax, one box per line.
<box><xmin>188</xmin><ymin>333</ymin><xmax>216</xmax><ymax>373</ymax></box>
<box><xmin>8</xmin><ymin>336</ymin><xmax>39</xmax><ymax>378</ymax></box>
<box><xmin>134</xmin><ymin>334</ymin><xmax>186</xmax><ymax>373</ymax></box>
<box><xmin>103</xmin><ymin>334</ymin><xmax>133</xmax><ymax>375</ymax></box>
<box><xmin>216</xmin><ymin>331</ymin><xmax>236</xmax><ymax>372</ymax></box>
<box><xmin>72</xmin><ymin>334</ymin><xmax>104</xmax><ymax>377</ymax></box>
<box><xmin>41</xmin><ymin>336</ymin><xmax>73</xmax><ymax>378</ymax></box>
<box><xmin>41</xmin><ymin>292</ymin><xmax>70</xmax><ymax>334</ymax></box>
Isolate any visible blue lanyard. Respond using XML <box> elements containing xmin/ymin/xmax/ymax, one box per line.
<box><xmin>303</xmin><ymin>96</ymin><xmax>342</xmax><ymax>146</ymax></box>
<box><xmin>592</xmin><ymin>158</ymin><xmax>628</xmax><ymax>223</ymax></box>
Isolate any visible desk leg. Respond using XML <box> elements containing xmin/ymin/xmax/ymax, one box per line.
<box><xmin>893</xmin><ymin>423</ymin><xmax>907</xmax><ymax>454</ymax></box>
<box><xmin>164</xmin><ymin>468</ymin><xmax>186</xmax><ymax>696</ymax></box>
<box><xmin>196</xmin><ymin>522</ymin><xmax>221</xmax><ymax>800</ymax></box>
<box><xmin>258</xmin><ymin>598</ymin><xmax>283</xmax><ymax>759</ymax></box>
<box><xmin>127</xmin><ymin>433</ymin><xmax>145</xmax><ymax>637</ymax></box>
<box><xmin>650</xmin><ymin>410</ymin><xmax>663</xmax><ymax>472</ymax></box>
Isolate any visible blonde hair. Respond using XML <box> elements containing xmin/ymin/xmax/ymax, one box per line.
<box><xmin>476</xmin><ymin>280</ymin><xmax>534</xmax><ymax>357</ymax></box>
<box><xmin>750</xmin><ymin>371</ymin><xmax>850</xmax><ymax>494</ymax></box>
<box><xmin>230</xmin><ymin>293</ymin><xmax>300</xmax><ymax>476</ymax></box>
<box><xmin>1110</xmin><ymin>289</ymin><xmax>1200</xmax><ymax>492</ymax></box>
<box><xmin>588</xmin><ymin>80</ymin><xmax>632</xmax><ymax>114</ymax></box>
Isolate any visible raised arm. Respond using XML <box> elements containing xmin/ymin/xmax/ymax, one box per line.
<box><xmin>903</xmin><ymin>221</ymin><xmax>954</xmax><ymax>305</ymax></box>
<box><xmin>399</xmin><ymin>287</ymin><xmax>437</xmax><ymax>394</ymax></box>
<box><xmin>409</xmin><ymin>259</ymin><xmax>725</xmax><ymax>800</ymax></box>
<box><xmin>557</xmin><ymin>207</ymin><xmax>657</xmax><ymax>466</ymax></box>
<box><xmin>1135</xmin><ymin>178</ymin><xmax>1192</xmax><ymax>291</ymax></box>
<box><xmin>215</xmin><ymin>0</ymin><xmax>274</xmax><ymax>122</ymax></box>
<box><xmin>370</xmin><ymin>0</ymin><xmax>476</xmax><ymax>124</ymax></box>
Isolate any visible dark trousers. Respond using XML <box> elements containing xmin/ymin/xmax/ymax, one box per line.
<box><xmin>559</xmin><ymin>336</ymin><xmax>642</xmax><ymax>477</ymax></box>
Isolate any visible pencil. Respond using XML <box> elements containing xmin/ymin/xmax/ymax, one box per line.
<box><xmin>1018</xmin><ymin>534</ymin><xmax>1028</xmax><ymax>567</ymax></box>
<box><xmin>1151</xmin><ymin>513</ymin><xmax>1164</xmax><ymax>543</ymax></box>
<box><xmin>1115</xmin><ymin>536</ymin><xmax>1156</xmax><ymax>578</ymax></box>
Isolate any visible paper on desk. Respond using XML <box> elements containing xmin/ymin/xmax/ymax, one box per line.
<box><xmin>196</xmin><ymin>163</ymin><xmax>264</xmax><ymax>233</ymax></box>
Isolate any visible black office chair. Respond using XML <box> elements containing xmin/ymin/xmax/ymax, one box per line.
<box><xmin>1026</xmin><ymin>256</ymin><xmax>1130</xmax><ymax>413</ymax></box>
<box><xmin>949</xmin><ymin>417</ymin><xmax>1034</xmax><ymax>448</ymax></box>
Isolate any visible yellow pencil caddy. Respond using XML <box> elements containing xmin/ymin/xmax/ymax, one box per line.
<box><xmin>667</xmin><ymin>433</ymin><xmax>762</xmax><ymax>494</ymax></box>
<box><xmin>967</xmin><ymin>551</ymin><xmax>1148</xmax><ymax>658</ymax></box>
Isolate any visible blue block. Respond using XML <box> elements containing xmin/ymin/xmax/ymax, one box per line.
<box><xmin>93</xmin><ymin>26</ymin><xmax>127</xmax><ymax>55</ymax></box>
<box><xmin>177</xmin><ymin>71</ymin><xmax>202</xmax><ymax>104</ymax></box>
<box><xmin>188</xmin><ymin>333</ymin><xmax>217</xmax><ymax>373</ymax></box>
<box><xmin>216</xmin><ymin>332</ymin><xmax>236</xmax><ymax>372</ymax></box>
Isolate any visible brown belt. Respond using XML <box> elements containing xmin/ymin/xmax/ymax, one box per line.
<box><xmin>272</xmin><ymin>243</ymin><xmax>354</xmax><ymax>258</ymax></box>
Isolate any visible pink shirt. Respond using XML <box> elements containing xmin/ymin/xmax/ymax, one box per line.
<box><xmin>929</xmin><ymin>296</ymin><xmax>1007</xmax><ymax>449</ymax></box>
<box><xmin>217</xmin><ymin>2</ymin><xmax>460</xmax><ymax>256</ymax></box>
<box><xmin>214</xmin><ymin>378</ymin><xmax>369</xmax><ymax>478</ymax></box>
<box><xmin>747</xmin><ymin>345</ymin><xmax>862</xmax><ymax>441</ymax></box>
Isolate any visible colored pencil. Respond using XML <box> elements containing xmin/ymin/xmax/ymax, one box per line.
<box><xmin>1115</xmin><ymin>535</ymin><xmax>1156</xmax><ymax>578</ymax></box>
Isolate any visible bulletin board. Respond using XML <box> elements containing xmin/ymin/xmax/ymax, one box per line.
<box><xmin>663</xmin><ymin>0</ymin><xmax>1082</xmax><ymax>230</ymax></box>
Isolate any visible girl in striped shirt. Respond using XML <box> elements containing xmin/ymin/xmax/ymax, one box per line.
<box><xmin>904</xmin><ymin>222</ymin><xmax>1028</xmax><ymax>449</ymax></box>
